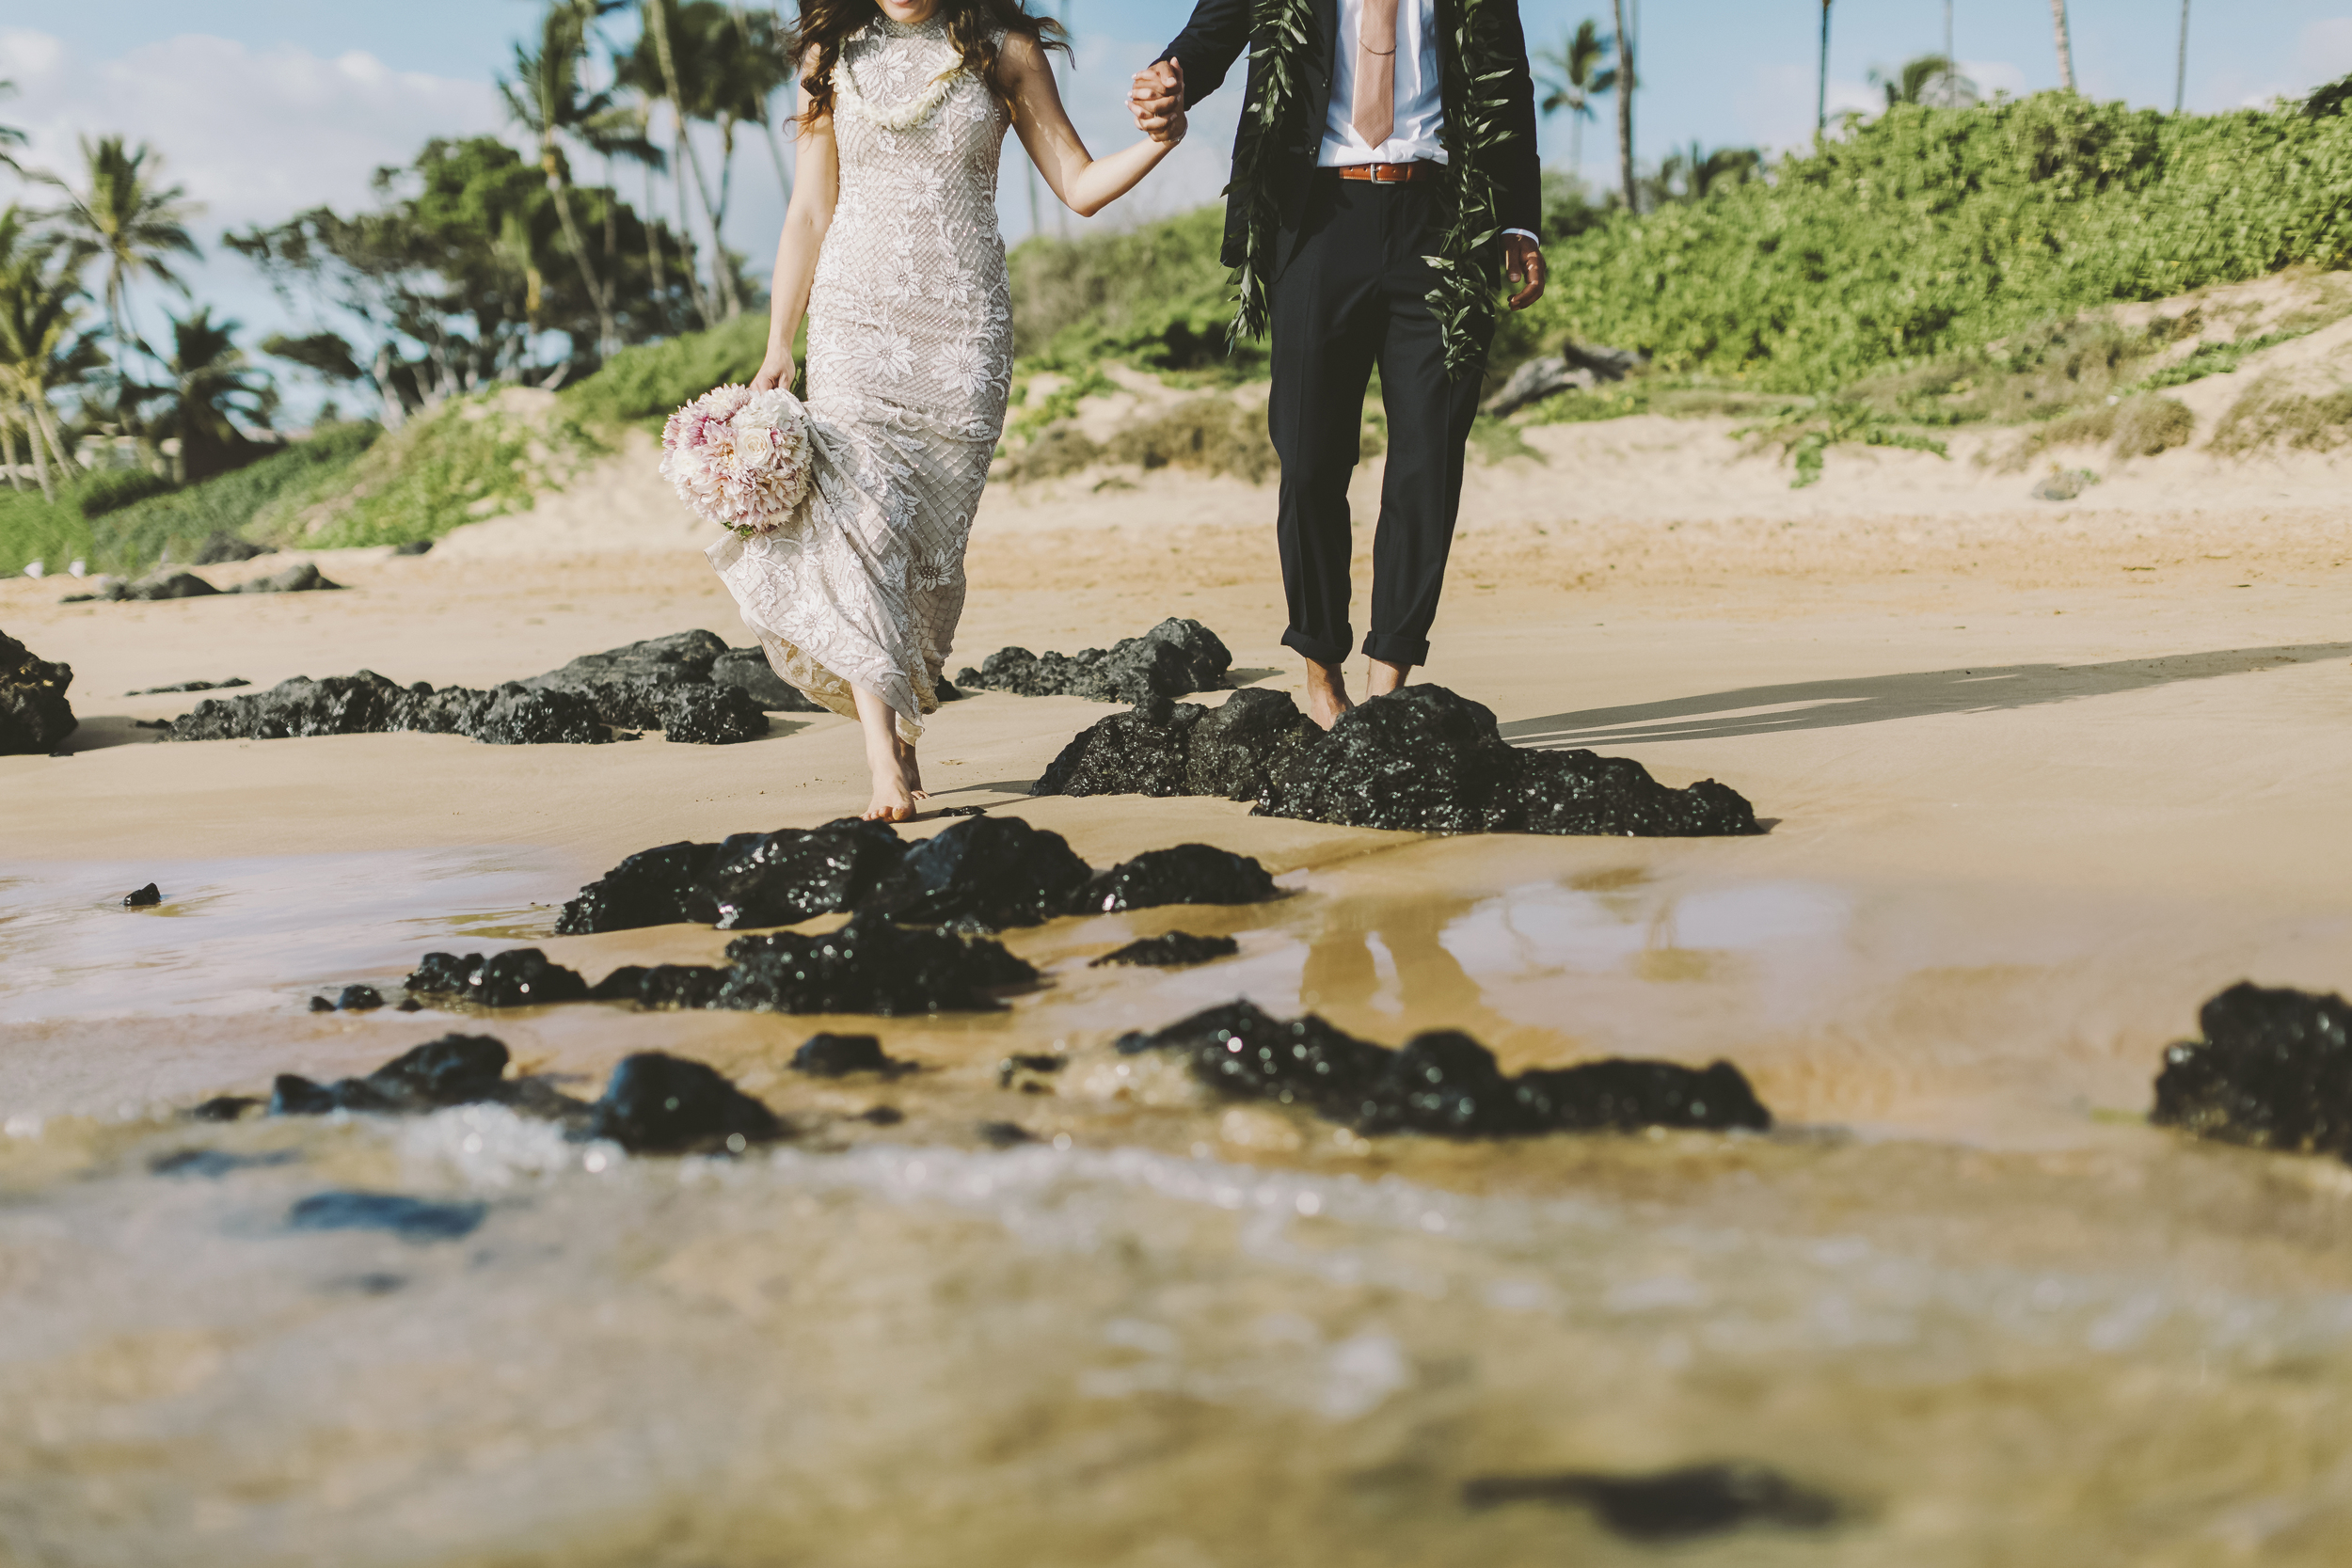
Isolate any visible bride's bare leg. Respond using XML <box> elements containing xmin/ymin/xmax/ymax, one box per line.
<box><xmin>850</xmin><ymin>685</ymin><xmax>916</xmax><ymax>822</ymax></box>
<box><xmin>893</xmin><ymin>731</ymin><xmax>927</xmax><ymax>800</ymax></box>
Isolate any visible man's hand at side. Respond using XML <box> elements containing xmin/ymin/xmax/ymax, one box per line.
<box><xmin>1502</xmin><ymin>232</ymin><xmax>1546</xmax><ymax>310</ymax></box>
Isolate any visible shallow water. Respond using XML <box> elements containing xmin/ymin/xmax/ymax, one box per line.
<box><xmin>8</xmin><ymin>833</ymin><xmax>2352</xmax><ymax>1562</ymax></box>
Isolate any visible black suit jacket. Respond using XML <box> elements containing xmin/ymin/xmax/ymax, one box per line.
<box><xmin>1157</xmin><ymin>0</ymin><xmax>1542</xmax><ymax>273</ymax></box>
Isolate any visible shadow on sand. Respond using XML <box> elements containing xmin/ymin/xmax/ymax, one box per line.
<box><xmin>1502</xmin><ymin>642</ymin><xmax>2352</xmax><ymax>749</ymax></box>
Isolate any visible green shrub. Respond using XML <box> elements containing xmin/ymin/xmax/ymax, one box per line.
<box><xmin>72</xmin><ymin>467</ymin><xmax>176</xmax><ymax>518</ymax></box>
<box><xmin>0</xmin><ymin>489</ymin><xmax>92</xmax><ymax>578</ymax></box>
<box><xmin>559</xmin><ymin>313</ymin><xmax>771</xmax><ymax>430</ymax></box>
<box><xmin>1009</xmin><ymin>207</ymin><xmax>1259</xmax><ymax>377</ymax></box>
<box><xmin>1104</xmin><ymin>397</ymin><xmax>1278</xmax><ymax>482</ymax></box>
<box><xmin>2111</xmin><ymin>394</ymin><xmax>2195</xmax><ymax>456</ymax></box>
<box><xmin>294</xmin><ymin>395</ymin><xmax>597</xmax><ymax>549</ymax></box>
<box><xmin>100</xmin><ymin>423</ymin><xmax>381</xmax><ymax>570</ymax></box>
<box><xmin>2209</xmin><ymin>373</ymin><xmax>2352</xmax><ymax>453</ymax></box>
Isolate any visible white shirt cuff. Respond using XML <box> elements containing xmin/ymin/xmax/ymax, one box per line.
<box><xmin>1502</xmin><ymin>228</ymin><xmax>1541</xmax><ymax>244</ymax></box>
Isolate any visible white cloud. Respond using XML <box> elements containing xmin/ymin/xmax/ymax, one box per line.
<box><xmin>0</xmin><ymin>28</ymin><xmax>501</xmax><ymax>234</ymax></box>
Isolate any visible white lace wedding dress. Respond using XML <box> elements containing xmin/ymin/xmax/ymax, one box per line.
<box><xmin>707</xmin><ymin>13</ymin><xmax>1014</xmax><ymax>736</ymax></box>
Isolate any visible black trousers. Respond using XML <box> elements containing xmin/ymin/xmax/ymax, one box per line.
<box><xmin>1268</xmin><ymin>172</ymin><xmax>1484</xmax><ymax>670</ymax></box>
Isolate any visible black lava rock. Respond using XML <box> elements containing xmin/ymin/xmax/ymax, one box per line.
<box><xmin>860</xmin><ymin>815</ymin><xmax>1093</xmax><ymax>930</ymax></box>
<box><xmin>521</xmin><ymin>629</ymin><xmax>801</xmax><ymax>737</ymax></box>
<box><xmin>977</xmin><ymin>1120</ymin><xmax>1036</xmax><ymax>1148</ymax></box>
<box><xmin>287</xmin><ymin>1191</ymin><xmax>487</xmax><ymax>1242</ymax></box>
<box><xmin>718</xmin><ymin>915</ymin><xmax>1039</xmax><ymax>1014</ymax></box>
<box><xmin>230</xmin><ymin>562</ymin><xmax>340</xmax><ymax>594</ymax></box>
<box><xmin>402</xmin><ymin>949</ymin><xmax>590</xmax><ymax>1008</ymax></box>
<box><xmin>122</xmin><ymin>882</ymin><xmax>162</xmax><ymax>907</ymax></box>
<box><xmin>710</xmin><ymin>645</ymin><xmax>823</xmax><ymax>711</ymax></box>
<box><xmin>337</xmin><ymin>984</ymin><xmax>385</xmax><ymax>1011</ymax></box>
<box><xmin>1031</xmin><ymin>687</ymin><xmax>1316</xmax><ymax>803</ymax></box>
<box><xmin>151</xmin><ymin>1148</ymin><xmax>296</xmax><ymax>1178</ymax></box>
<box><xmin>125</xmin><ymin>570</ymin><xmax>220</xmax><ymax>600</ymax></box>
<box><xmin>587</xmin><ymin>963</ymin><xmax>732</xmax><ymax>1009</ymax></box>
<box><xmin>1259</xmin><ymin>686</ymin><xmax>1764</xmax><ymax>837</ymax></box>
<box><xmin>1461</xmin><ymin>1464</ymin><xmax>1839</xmax><ymax>1541</ymax></box>
<box><xmin>2152</xmin><ymin>982</ymin><xmax>2352</xmax><ymax>1156</ymax></box>
<box><xmin>679</xmin><ymin>818</ymin><xmax>908</xmax><ymax>929</ymax></box>
<box><xmin>553</xmin><ymin>677</ymin><xmax>770</xmax><ymax>744</ymax></box>
<box><xmin>956</xmin><ymin>617</ymin><xmax>1232</xmax><ymax>705</ymax></box>
<box><xmin>270</xmin><ymin>1033</ymin><xmax>516</xmax><ymax>1116</ymax></box>
<box><xmin>523</xmin><ymin>629</ymin><xmax>725</xmax><ymax>690</ymax></box>
<box><xmin>187</xmin><ymin>1095</ymin><xmax>262</xmax><ymax>1122</ymax></box>
<box><xmin>1075</xmin><ymin>844</ymin><xmax>1279</xmax><ymax>914</ymax></box>
<box><xmin>1119</xmin><ymin>1002</ymin><xmax>1773</xmax><ymax>1137</ymax></box>
<box><xmin>391</xmin><ymin>539</ymin><xmax>434</xmax><ymax>556</ymax></box>
<box><xmin>1090</xmin><ymin>931</ymin><xmax>1241</xmax><ymax>968</ymax></box>
<box><xmin>126</xmin><ymin>677</ymin><xmax>249</xmax><ymax>694</ymax></box>
<box><xmin>1</xmin><ymin>629</ymin><xmax>77</xmax><ymax>754</ymax></box>
<box><xmin>581</xmin><ymin>1051</ymin><xmax>782</xmax><ymax>1153</ymax></box>
<box><xmin>189</xmin><ymin>531</ymin><xmax>275</xmax><ymax>565</ymax></box>
<box><xmin>790</xmin><ymin>1033</ymin><xmax>909</xmax><ymax>1077</ymax></box>
<box><xmin>555</xmin><ymin>840</ymin><xmax>724</xmax><ymax>934</ymax></box>
<box><xmin>162</xmin><ymin>671</ymin><xmax>610</xmax><ymax>746</ymax></box>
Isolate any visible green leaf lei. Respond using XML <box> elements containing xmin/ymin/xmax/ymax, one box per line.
<box><xmin>1223</xmin><ymin>0</ymin><xmax>1517</xmax><ymax>380</ymax></box>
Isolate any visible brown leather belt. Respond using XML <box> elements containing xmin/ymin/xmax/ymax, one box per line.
<box><xmin>1333</xmin><ymin>161</ymin><xmax>1437</xmax><ymax>183</ymax></box>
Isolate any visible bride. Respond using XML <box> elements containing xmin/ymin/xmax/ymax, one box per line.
<box><xmin>712</xmin><ymin>0</ymin><xmax>1185</xmax><ymax>821</ymax></box>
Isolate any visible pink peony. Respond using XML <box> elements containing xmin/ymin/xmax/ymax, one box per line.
<box><xmin>659</xmin><ymin>383</ymin><xmax>815</xmax><ymax>537</ymax></box>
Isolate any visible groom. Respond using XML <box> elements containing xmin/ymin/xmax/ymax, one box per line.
<box><xmin>1130</xmin><ymin>0</ymin><xmax>1545</xmax><ymax>726</ymax></box>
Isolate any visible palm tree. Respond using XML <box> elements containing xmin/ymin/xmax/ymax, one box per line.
<box><xmin>39</xmin><ymin>135</ymin><xmax>201</xmax><ymax>417</ymax></box>
<box><xmin>0</xmin><ymin>79</ymin><xmax>26</xmax><ymax>175</ymax></box>
<box><xmin>1817</xmin><ymin>0</ymin><xmax>1833</xmax><ymax>135</ymax></box>
<box><xmin>1610</xmin><ymin>0</ymin><xmax>1636</xmax><ymax>210</ymax></box>
<box><xmin>2174</xmin><ymin>0</ymin><xmax>2190</xmax><ymax>113</ymax></box>
<box><xmin>501</xmin><ymin>1</ymin><xmax>624</xmax><ymax>356</ymax></box>
<box><xmin>728</xmin><ymin>2</ymin><xmax>795</xmax><ymax>205</ymax></box>
<box><xmin>0</xmin><ymin>208</ymin><xmax>98</xmax><ymax>500</ymax></box>
<box><xmin>151</xmin><ymin>308</ymin><xmax>275</xmax><ymax>482</ymax></box>
<box><xmin>2049</xmin><ymin>0</ymin><xmax>2076</xmax><ymax>92</ymax></box>
<box><xmin>633</xmin><ymin>0</ymin><xmax>739</xmax><ymax>320</ymax></box>
<box><xmin>1871</xmin><ymin>54</ymin><xmax>1978</xmax><ymax>109</ymax></box>
<box><xmin>1534</xmin><ymin>20</ymin><xmax>1615</xmax><ymax>174</ymax></box>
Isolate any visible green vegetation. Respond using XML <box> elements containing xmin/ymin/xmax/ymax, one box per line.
<box><xmin>1008</xmin><ymin>208</ymin><xmax>1250</xmax><ymax>377</ymax></box>
<box><xmin>2210</xmin><ymin>374</ymin><xmax>2352</xmax><ymax>454</ymax></box>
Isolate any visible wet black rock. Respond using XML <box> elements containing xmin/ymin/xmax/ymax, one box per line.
<box><xmin>586</xmin><ymin>963</ymin><xmax>733</xmax><ymax>1009</ymax></box>
<box><xmin>1032</xmin><ymin>687</ymin><xmax>1316</xmax><ymax>803</ymax></box>
<box><xmin>1</xmin><ymin>629</ymin><xmax>77</xmax><ymax>754</ymax></box>
<box><xmin>557</xmin><ymin>818</ymin><xmax>905</xmax><ymax>935</ymax></box>
<box><xmin>391</xmin><ymin>539</ymin><xmax>434</xmax><ymax>556</ymax></box>
<box><xmin>188</xmin><ymin>531</ymin><xmax>275</xmax><ymax>565</ymax></box>
<box><xmin>718</xmin><ymin>915</ymin><xmax>1039</xmax><ymax>1014</ymax></box>
<box><xmin>187</xmin><ymin>1095</ymin><xmax>262</xmax><ymax>1122</ymax></box>
<box><xmin>337</xmin><ymin>984</ymin><xmax>385</xmax><ymax>1012</ymax></box>
<box><xmin>525</xmin><ymin>628</ymin><xmax>728</xmax><ymax>691</ymax></box>
<box><xmin>580</xmin><ymin>1051</ymin><xmax>782</xmax><ymax>1153</ymax></box>
<box><xmin>163</xmin><ymin>671</ymin><xmax>611</xmax><ymax>746</ymax></box>
<box><xmin>308</xmin><ymin>995</ymin><xmax>336</xmax><ymax>1013</ymax></box>
<box><xmin>955</xmin><ymin>617</ymin><xmax>1232</xmax><ymax>705</ymax></box>
<box><xmin>151</xmin><ymin>1148</ymin><xmax>297</xmax><ymax>1178</ymax></box>
<box><xmin>790</xmin><ymin>1033</ymin><xmax>910</xmax><ymax>1077</ymax></box>
<box><xmin>1119</xmin><ymin>1001</ymin><xmax>1772</xmax><ymax>1137</ymax></box>
<box><xmin>523</xmin><ymin>628</ymin><xmax>812</xmax><ymax>734</ymax></box>
<box><xmin>127</xmin><ymin>677</ymin><xmax>249</xmax><ymax>695</ymax></box>
<box><xmin>403</xmin><ymin>949</ymin><xmax>591</xmax><ymax>1008</ymax></box>
<box><xmin>287</xmin><ymin>1191</ymin><xmax>487</xmax><ymax>1243</ymax></box>
<box><xmin>1075</xmin><ymin>844</ymin><xmax>1279</xmax><ymax>914</ymax></box>
<box><xmin>125</xmin><ymin>570</ymin><xmax>219</xmax><ymax>600</ymax></box>
<box><xmin>977</xmin><ymin>1120</ymin><xmax>1036</xmax><ymax>1148</ymax></box>
<box><xmin>1262</xmin><ymin>686</ymin><xmax>1763</xmax><ymax>837</ymax></box>
<box><xmin>122</xmin><ymin>882</ymin><xmax>162</xmax><ymax>907</ymax></box>
<box><xmin>859</xmin><ymin>815</ymin><xmax>1092</xmax><ymax>931</ymax></box>
<box><xmin>860</xmin><ymin>1104</ymin><xmax>906</xmax><ymax>1125</ymax></box>
<box><xmin>230</xmin><ymin>562</ymin><xmax>341</xmax><ymax>594</ymax></box>
<box><xmin>1091</xmin><ymin>931</ymin><xmax>1241</xmax><ymax>968</ymax></box>
<box><xmin>2152</xmin><ymin>982</ymin><xmax>2352</xmax><ymax>1156</ymax></box>
<box><xmin>1462</xmin><ymin>1463</ymin><xmax>1839</xmax><ymax>1541</ymax></box>
<box><xmin>270</xmin><ymin>1033</ymin><xmax>516</xmax><ymax>1115</ymax></box>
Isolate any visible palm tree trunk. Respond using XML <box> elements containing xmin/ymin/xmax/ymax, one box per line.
<box><xmin>644</xmin><ymin>0</ymin><xmax>737</xmax><ymax>321</ymax></box>
<box><xmin>1568</xmin><ymin>108</ymin><xmax>1581</xmax><ymax>178</ymax></box>
<box><xmin>643</xmin><ymin>160</ymin><xmax>670</xmax><ymax>309</ymax></box>
<box><xmin>2174</xmin><ymin>0</ymin><xmax>2189</xmax><ymax>112</ymax></box>
<box><xmin>545</xmin><ymin>154</ymin><xmax>620</xmax><ymax>356</ymax></box>
<box><xmin>2049</xmin><ymin>0</ymin><xmax>2075</xmax><ymax>92</ymax></box>
<box><xmin>1</xmin><ymin>419</ymin><xmax>22</xmax><ymax>492</ymax></box>
<box><xmin>670</xmin><ymin>123</ymin><xmax>718</xmax><ymax>328</ymax></box>
<box><xmin>712</xmin><ymin>116</ymin><xmax>742</xmax><ymax>318</ymax></box>
<box><xmin>1817</xmin><ymin>0</ymin><xmax>1832</xmax><ymax>134</ymax></box>
<box><xmin>24</xmin><ymin>391</ymin><xmax>77</xmax><ymax>492</ymax></box>
<box><xmin>1611</xmin><ymin>0</ymin><xmax>1635</xmax><ymax>211</ymax></box>
<box><xmin>759</xmin><ymin>114</ymin><xmax>792</xmax><ymax>205</ymax></box>
<box><xmin>24</xmin><ymin>405</ymin><xmax>53</xmax><ymax>502</ymax></box>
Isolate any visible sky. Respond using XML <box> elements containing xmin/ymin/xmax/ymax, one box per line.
<box><xmin>3</xmin><ymin>1</ymin><xmax>2347</xmax><ymax>408</ymax></box>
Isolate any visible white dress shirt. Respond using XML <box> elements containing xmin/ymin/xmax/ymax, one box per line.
<box><xmin>1317</xmin><ymin>0</ymin><xmax>1540</xmax><ymax>245</ymax></box>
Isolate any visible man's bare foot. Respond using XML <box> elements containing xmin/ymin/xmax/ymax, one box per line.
<box><xmin>1302</xmin><ymin>658</ymin><xmax>1355</xmax><ymax>730</ymax></box>
<box><xmin>1364</xmin><ymin>657</ymin><xmax>1410</xmax><ymax>699</ymax></box>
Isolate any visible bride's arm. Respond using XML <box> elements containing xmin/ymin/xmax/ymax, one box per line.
<box><xmin>1002</xmin><ymin>34</ymin><xmax>1184</xmax><ymax>219</ymax></box>
<box><xmin>752</xmin><ymin>65</ymin><xmax>839</xmax><ymax>392</ymax></box>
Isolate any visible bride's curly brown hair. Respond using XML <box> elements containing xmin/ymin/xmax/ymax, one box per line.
<box><xmin>791</xmin><ymin>0</ymin><xmax>1069</xmax><ymax>128</ymax></box>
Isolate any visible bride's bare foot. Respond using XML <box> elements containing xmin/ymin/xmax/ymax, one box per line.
<box><xmin>1302</xmin><ymin>658</ymin><xmax>1354</xmax><ymax>730</ymax></box>
<box><xmin>893</xmin><ymin>733</ymin><xmax>928</xmax><ymax>802</ymax></box>
<box><xmin>862</xmin><ymin>737</ymin><xmax>916</xmax><ymax>822</ymax></box>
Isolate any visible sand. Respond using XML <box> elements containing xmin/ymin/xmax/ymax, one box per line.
<box><xmin>4</xmin><ymin>398</ymin><xmax>2352</xmax><ymax>1564</ymax></box>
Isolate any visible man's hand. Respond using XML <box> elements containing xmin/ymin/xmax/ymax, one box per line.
<box><xmin>1130</xmin><ymin>58</ymin><xmax>1185</xmax><ymax>142</ymax></box>
<box><xmin>1503</xmin><ymin>233</ymin><xmax>1546</xmax><ymax>310</ymax></box>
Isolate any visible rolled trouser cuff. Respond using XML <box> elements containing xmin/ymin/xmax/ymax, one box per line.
<box><xmin>1362</xmin><ymin>631</ymin><xmax>1428</xmax><ymax>668</ymax></box>
<box><xmin>1282</xmin><ymin>626</ymin><xmax>1353</xmax><ymax>667</ymax></box>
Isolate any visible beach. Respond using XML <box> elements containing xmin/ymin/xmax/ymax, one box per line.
<box><xmin>5</xmin><ymin>419</ymin><xmax>2352</xmax><ymax>1564</ymax></box>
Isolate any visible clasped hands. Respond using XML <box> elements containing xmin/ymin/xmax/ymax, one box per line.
<box><xmin>1125</xmin><ymin>58</ymin><xmax>1543</xmax><ymax>309</ymax></box>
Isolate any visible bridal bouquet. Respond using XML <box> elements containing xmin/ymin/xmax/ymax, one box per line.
<box><xmin>659</xmin><ymin>384</ymin><xmax>814</xmax><ymax>538</ymax></box>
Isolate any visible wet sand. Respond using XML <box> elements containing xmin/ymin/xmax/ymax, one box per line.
<box><xmin>5</xmin><ymin>450</ymin><xmax>2352</xmax><ymax>1563</ymax></box>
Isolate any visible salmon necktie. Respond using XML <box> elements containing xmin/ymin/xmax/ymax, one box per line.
<box><xmin>1351</xmin><ymin>0</ymin><xmax>1398</xmax><ymax>149</ymax></box>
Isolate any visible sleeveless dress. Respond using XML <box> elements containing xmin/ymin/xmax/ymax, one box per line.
<box><xmin>707</xmin><ymin>13</ymin><xmax>1014</xmax><ymax>737</ymax></box>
